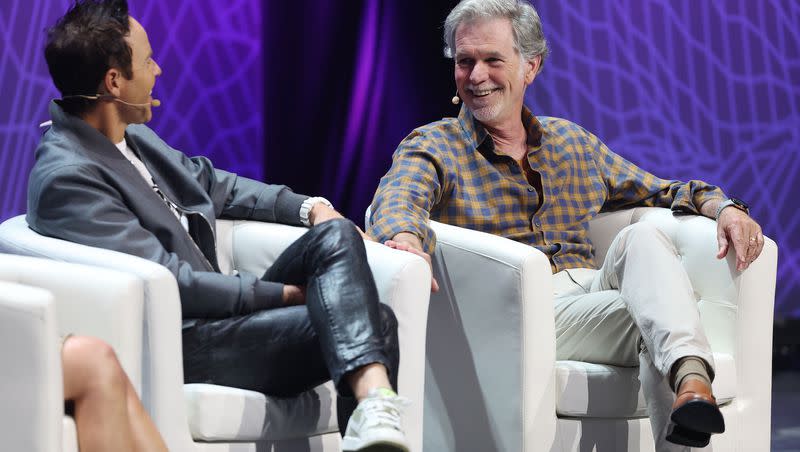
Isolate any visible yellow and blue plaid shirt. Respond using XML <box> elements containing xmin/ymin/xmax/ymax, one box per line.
<box><xmin>369</xmin><ymin>105</ymin><xmax>726</xmax><ymax>272</ymax></box>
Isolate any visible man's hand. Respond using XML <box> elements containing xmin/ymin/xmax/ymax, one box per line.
<box><xmin>309</xmin><ymin>203</ymin><xmax>373</xmax><ymax>241</ymax></box>
<box><xmin>283</xmin><ymin>284</ymin><xmax>306</xmax><ymax>306</ymax></box>
<box><xmin>385</xmin><ymin>232</ymin><xmax>439</xmax><ymax>292</ymax></box>
<box><xmin>308</xmin><ymin>203</ymin><xmax>343</xmax><ymax>225</ymax></box>
<box><xmin>716</xmin><ymin>206</ymin><xmax>764</xmax><ymax>271</ymax></box>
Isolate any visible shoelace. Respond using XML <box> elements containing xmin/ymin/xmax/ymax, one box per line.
<box><xmin>359</xmin><ymin>395</ymin><xmax>411</xmax><ymax>431</ymax></box>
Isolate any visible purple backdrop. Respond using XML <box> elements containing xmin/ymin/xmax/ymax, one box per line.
<box><xmin>530</xmin><ymin>0</ymin><xmax>799</xmax><ymax>316</ymax></box>
<box><xmin>0</xmin><ymin>0</ymin><xmax>263</xmax><ymax>216</ymax></box>
<box><xmin>0</xmin><ymin>0</ymin><xmax>797</xmax><ymax>316</ymax></box>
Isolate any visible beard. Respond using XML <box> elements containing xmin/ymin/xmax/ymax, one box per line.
<box><xmin>470</xmin><ymin>102</ymin><xmax>503</xmax><ymax>123</ymax></box>
<box><xmin>464</xmin><ymin>84</ymin><xmax>505</xmax><ymax>124</ymax></box>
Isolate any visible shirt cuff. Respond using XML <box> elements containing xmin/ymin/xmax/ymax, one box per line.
<box><xmin>369</xmin><ymin>219</ymin><xmax>437</xmax><ymax>255</ymax></box>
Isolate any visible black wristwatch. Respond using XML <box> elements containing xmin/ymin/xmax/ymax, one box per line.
<box><xmin>715</xmin><ymin>197</ymin><xmax>749</xmax><ymax>221</ymax></box>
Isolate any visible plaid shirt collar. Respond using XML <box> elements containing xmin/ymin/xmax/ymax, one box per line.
<box><xmin>456</xmin><ymin>104</ymin><xmax>545</xmax><ymax>157</ymax></box>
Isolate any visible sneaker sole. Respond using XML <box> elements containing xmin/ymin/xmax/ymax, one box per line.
<box><xmin>342</xmin><ymin>440</ymin><xmax>409</xmax><ymax>452</ymax></box>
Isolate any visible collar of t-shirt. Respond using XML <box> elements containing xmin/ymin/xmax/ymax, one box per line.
<box><xmin>115</xmin><ymin>139</ymin><xmax>188</xmax><ymax>231</ymax></box>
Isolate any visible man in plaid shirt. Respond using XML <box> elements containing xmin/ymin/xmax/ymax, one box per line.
<box><xmin>368</xmin><ymin>0</ymin><xmax>766</xmax><ymax>450</ymax></box>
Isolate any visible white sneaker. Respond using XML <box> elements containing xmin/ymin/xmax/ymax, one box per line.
<box><xmin>341</xmin><ymin>388</ymin><xmax>411</xmax><ymax>452</ymax></box>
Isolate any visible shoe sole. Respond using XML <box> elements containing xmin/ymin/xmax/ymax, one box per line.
<box><xmin>670</xmin><ymin>399</ymin><xmax>726</xmax><ymax>434</ymax></box>
<box><xmin>342</xmin><ymin>441</ymin><xmax>409</xmax><ymax>452</ymax></box>
<box><xmin>666</xmin><ymin>423</ymin><xmax>711</xmax><ymax>448</ymax></box>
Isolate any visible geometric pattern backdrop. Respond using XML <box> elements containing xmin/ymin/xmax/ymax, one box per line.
<box><xmin>1</xmin><ymin>0</ymin><xmax>798</xmax><ymax>316</ymax></box>
<box><xmin>0</xmin><ymin>0</ymin><xmax>263</xmax><ymax>216</ymax></box>
<box><xmin>532</xmin><ymin>0</ymin><xmax>799</xmax><ymax>317</ymax></box>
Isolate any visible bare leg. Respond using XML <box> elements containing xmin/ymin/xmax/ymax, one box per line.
<box><xmin>125</xmin><ymin>377</ymin><xmax>168</xmax><ymax>452</ymax></box>
<box><xmin>346</xmin><ymin>363</ymin><xmax>393</xmax><ymax>401</ymax></box>
<box><xmin>62</xmin><ymin>336</ymin><xmax>167</xmax><ymax>452</ymax></box>
<box><xmin>62</xmin><ymin>336</ymin><xmax>133</xmax><ymax>452</ymax></box>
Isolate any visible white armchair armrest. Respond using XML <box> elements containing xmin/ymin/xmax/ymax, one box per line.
<box><xmin>0</xmin><ymin>251</ymin><xmax>144</xmax><ymax>389</ymax></box>
<box><xmin>0</xmin><ymin>280</ymin><xmax>61</xmax><ymax>452</ymax></box>
<box><xmin>425</xmin><ymin>220</ymin><xmax>555</xmax><ymax>452</ymax></box>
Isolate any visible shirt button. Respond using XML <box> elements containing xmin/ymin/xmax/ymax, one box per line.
<box><xmin>533</xmin><ymin>218</ymin><xmax>541</xmax><ymax>227</ymax></box>
<box><xmin>527</xmin><ymin>187</ymin><xmax>535</xmax><ymax>192</ymax></box>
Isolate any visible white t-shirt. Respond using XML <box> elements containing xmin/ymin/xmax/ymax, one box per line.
<box><xmin>115</xmin><ymin>139</ymin><xmax>189</xmax><ymax>231</ymax></box>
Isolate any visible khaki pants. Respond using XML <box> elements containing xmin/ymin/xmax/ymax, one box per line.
<box><xmin>554</xmin><ymin>222</ymin><xmax>714</xmax><ymax>452</ymax></box>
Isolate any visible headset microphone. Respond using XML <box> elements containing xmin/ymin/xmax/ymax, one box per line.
<box><xmin>113</xmin><ymin>97</ymin><xmax>161</xmax><ymax>108</ymax></box>
<box><xmin>60</xmin><ymin>93</ymin><xmax>161</xmax><ymax>108</ymax></box>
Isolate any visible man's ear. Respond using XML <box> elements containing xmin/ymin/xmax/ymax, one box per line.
<box><xmin>525</xmin><ymin>55</ymin><xmax>541</xmax><ymax>85</ymax></box>
<box><xmin>102</xmin><ymin>68</ymin><xmax>122</xmax><ymax>97</ymax></box>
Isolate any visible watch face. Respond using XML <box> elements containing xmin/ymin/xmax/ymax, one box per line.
<box><xmin>730</xmin><ymin>197</ymin><xmax>749</xmax><ymax>210</ymax></box>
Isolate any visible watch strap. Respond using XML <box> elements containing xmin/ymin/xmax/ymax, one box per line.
<box><xmin>299</xmin><ymin>196</ymin><xmax>333</xmax><ymax>227</ymax></box>
<box><xmin>715</xmin><ymin>198</ymin><xmax>748</xmax><ymax>221</ymax></box>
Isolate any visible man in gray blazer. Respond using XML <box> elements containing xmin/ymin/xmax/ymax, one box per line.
<box><xmin>28</xmin><ymin>1</ymin><xmax>409</xmax><ymax>450</ymax></box>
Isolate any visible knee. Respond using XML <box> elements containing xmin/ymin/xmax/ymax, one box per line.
<box><xmin>313</xmin><ymin>218</ymin><xmax>361</xmax><ymax>242</ymax></box>
<box><xmin>310</xmin><ymin>218</ymin><xmax>364</xmax><ymax>255</ymax></box>
<box><xmin>619</xmin><ymin>221</ymin><xmax>658</xmax><ymax>238</ymax></box>
<box><xmin>63</xmin><ymin>336</ymin><xmax>127</xmax><ymax>396</ymax></box>
<box><xmin>617</xmin><ymin>222</ymin><xmax>672</xmax><ymax>249</ymax></box>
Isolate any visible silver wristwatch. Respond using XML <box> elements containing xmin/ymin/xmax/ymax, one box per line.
<box><xmin>299</xmin><ymin>196</ymin><xmax>333</xmax><ymax>227</ymax></box>
<box><xmin>715</xmin><ymin>198</ymin><xmax>749</xmax><ymax>221</ymax></box>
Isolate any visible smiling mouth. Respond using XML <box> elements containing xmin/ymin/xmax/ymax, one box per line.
<box><xmin>470</xmin><ymin>87</ymin><xmax>500</xmax><ymax>98</ymax></box>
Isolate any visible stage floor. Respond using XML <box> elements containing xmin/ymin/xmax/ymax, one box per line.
<box><xmin>773</xmin><ymin>371</ymin><xmax>800</xmax><ymax>451</ymax></box>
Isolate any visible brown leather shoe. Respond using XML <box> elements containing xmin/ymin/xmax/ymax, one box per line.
<box><xmin>665</xmin><ymin>378</ymin><xmax>725</xmax><ymax>447</ymax></box>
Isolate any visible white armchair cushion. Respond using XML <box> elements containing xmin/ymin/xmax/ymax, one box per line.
<box><xmin>184</xmin><ymin>383</ymin><xmax>338</xmax><ymax>442</ymax></box>
<box><xmin>555</xmin><ymin>353</ymin><xmax>736</xmax><ymax>418</ymax></box>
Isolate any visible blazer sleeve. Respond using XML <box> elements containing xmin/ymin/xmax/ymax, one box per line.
<box><xmin>27</xmin><ymin>164</ymin><xmax>286</xmax><ymax>319</ymax></box>
<box><xmin>130</xmin><ymin>123</ymin><xmax>311</xmax><ymax>226</ymax></box>
<box><xmin>180</xmin><ymin>154</ymin><xmax>309</xmax><ymax>226</ymax></box>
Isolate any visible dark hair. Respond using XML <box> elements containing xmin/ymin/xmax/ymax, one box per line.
<box><xmin>44</xmin><ymin>0</ymin><xmax>132</xmax><ymax>116</ymax></box>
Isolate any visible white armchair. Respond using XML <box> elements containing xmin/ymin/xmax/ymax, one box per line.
<box><xmin>0</xmin><ymin>215</ymin><xmax>431</xmax><ymax>452</ymax></box>
<box><xmin>420</xmin><ymin>207</ymin><xmax>777</xmax><ymax>451</ymax></box>
<box><xmin>0</xmin><ymin>253</ymin><xmax>148</xmax><ymax>452</ymax></box>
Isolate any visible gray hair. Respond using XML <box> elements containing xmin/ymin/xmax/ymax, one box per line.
<box><xmin>443</xmin><ymin>0</ymin><xmax>549</xmax><ymax>73</ymax></box>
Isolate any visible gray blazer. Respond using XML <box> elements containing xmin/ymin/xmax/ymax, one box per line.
<box><xmin>27</xmin><ymin>101</ymin><xmax>309</xmax><ymax>318</ymax></box>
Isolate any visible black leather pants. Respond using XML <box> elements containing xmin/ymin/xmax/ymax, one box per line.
<box><xmin>182</xmin><ymin>218</ymin><xmax>399</xmax><ymax>402</ymax></box>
